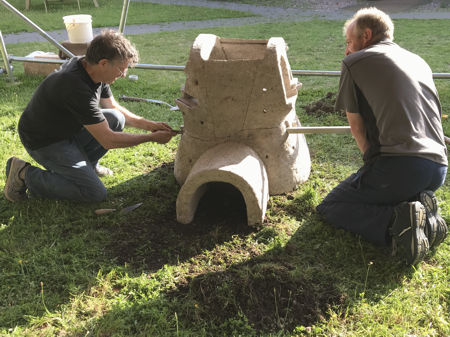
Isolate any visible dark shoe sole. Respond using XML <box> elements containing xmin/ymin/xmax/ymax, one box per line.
<box><xmin>408</xmin><ymin>202</ymin><xmax>428</xmax><ymax>265</ymax></box>
<box><xmin>392</xmin><ymin>202</ymin><xmax>429</xmax><ymax>265</ymax></box>
<box><xmin>4</xmin><ymin>157</ymin><xmax>28</xmax><ymax>202</ymax></box>
<box><xmin>419</xmin><ymin>191</ymin><xmax>448</xmax><ymax>248</ymax></box>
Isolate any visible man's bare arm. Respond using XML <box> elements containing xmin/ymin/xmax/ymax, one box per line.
<box><xmin>100</xmin><ymin>96</ymin><xmax>173</xmax><ymax>132</ymax></box>
<box><xmin>84</xmin><ymin>120</ymin><xmax>174</xmax><ymax>149</ymax></box>
<box><xmin>346</xmin><ymin>111</ymin><xmax>369</xmax><ymax>154</ymax></box>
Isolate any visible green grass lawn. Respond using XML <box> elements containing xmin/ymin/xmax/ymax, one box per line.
<box><xmin>0</xmin><ymin>0</ymin><xmax>256</xmax><ymax>34</ymax></box>
<box><xmin>0</xmin><ymin>17</ymin><xmax>449</xmax><ymax>337</ymax></box>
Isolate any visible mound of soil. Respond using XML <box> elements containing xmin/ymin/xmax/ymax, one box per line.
<box><xmin>175</xmin><ymin>256</ymin><xmax>345</xmax><ymax>333</ymax></box>
<box><xmin>302</xmin><ymin>92</ymin><xmax>345</xmax><ymax>117</ymax></box>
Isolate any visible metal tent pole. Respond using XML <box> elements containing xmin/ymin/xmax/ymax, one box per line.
<box><xmin>7</xmin><ymin>58</ymin><xmax>449</xmax><ymax>80</ymax></box>
<box><xmin>286</xmin><ymin>126</ymin><xmax>351</xmax><ymax>134</ymax></box>
<box><xmin>0</xmin><ymin>30</ymin><xmax>14</xmax><ymax>81</ymax></box>
<box><xmin>118</xmin><ymin>0</ymin><xmax>131</xmax><ymax>34</ymax></box>
<box><xmin>291</xmin><ymin>70</ymin><xmax>340</xmax><ymax>77</ymax></box>
<box><xmin>134</xmin><ymin>63</ymin><xmax>185</xmax><ymax>71</ymax></box>
<box><xmin>0</xmin><ymin>0</ymin><xmax>75</xmax><ymax>58</ymax></box>
<box><xmin>291</xmin><ymin>69</ymin><xmax>450</xmax><ymax>79</ymax></box>
<box><xmin>9</xmin><ymin>55</ymin><xmax>65</xmax><ymax>65</ymax></box>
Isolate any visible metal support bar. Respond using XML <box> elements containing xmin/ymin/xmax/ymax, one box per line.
<box><xmin>9</xmin><ymin>55</ymin><xmax>66</xmax><ymax>64</ymax></box>
<box><xmin>287</xmin><ymin>126</ymin><xmax>351</xmax><ymax>134</ymax></box>
<box><xmin>0</xmin><ymin>0</ymin><xmax>75</xmax><ymax>58</ymax></box>
<box><xmin>291</xmin><ymin>70</ymin><xmax>340</xmax><ymax>77</ymax></box>
<box><xmin>286</xmin><ymin>127</ymin><xmax>450</xmax><ymax>145</ymax></box>
<box><xmin>0</xmin><ymin>30</ymin><xmax>14</xmax><ymax>81</ymax></box>
<box><xmin>291</xmin><ymin>69</ymin><xmax>450</xmax><ymax>79</ymax></box>
<box><xmin>134</xmin><ymin>63</ymin><xmax>185</xmax><ymax>71</ymax></box>
<box><xmin>118</xmin><ymin>0</ymin><xmax>131</xmax><ymax>34</ymax></box>
<box><xmin>432</xmin><ymin>73</ymin><xmax>450</xmax><ymax>79</ymax></box>
<box><xmin>6</xmin><ymin>57</ymin><xmax>450</xmax><ymax>79</ymax></box>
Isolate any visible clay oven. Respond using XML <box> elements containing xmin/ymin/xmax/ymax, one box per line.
<box><xmin>175</xmin><ymin>34</ymin><xmax>311</xmax><ymax>225</ymax></box>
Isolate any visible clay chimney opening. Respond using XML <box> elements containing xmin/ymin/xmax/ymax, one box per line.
<box><xmin>194</xmin><ymin>182</ymin><xmax>247</xmax><ymax>225</ymax></box>
<box><xmin>215</xmin><ymin>39</ymin><xmax>267</xmax><ymax>61</ymax></box>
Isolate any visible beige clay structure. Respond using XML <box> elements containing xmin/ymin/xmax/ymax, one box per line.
<box><xmin>175</xmin><ymin>34</ymin><xmax>311</xmax><ymax>226</ymax></box>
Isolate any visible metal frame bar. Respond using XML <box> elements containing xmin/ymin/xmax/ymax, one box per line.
<box><xmin>6</xmin><ymin>56</ymin><xmax>450</xmax><ymax>79</ymax></box>
<box><xmin>0</xmin><ymin>31</ymin><xmax>14</xmax><ymax>81</ymax></box>
<box><xmin>0</xmin><ymin>0</ymin><xmax>75</xmax><ymax>58</ymax></box>
<box><xmin>118</xmin><ymin>0</ymin><xmax>131</xmax><ymax>34</ymax></box>
<box><xmin>9</xmin><ymin>55</ymin><xmax>66</xmax><ymax>64</ymax></box>
<box><xmin>1</xmin><ymin>0</ymin><xmax>450</xmax><ymax>81</ymax></box>
<box><xmin>290</xmin><ymin>69</ymin><xmax>450</xmax><ymax>79</ymax></box>
<box><xmin>287</xmin><ymin>126</ymin><xmax>350</xmax><ymax>134</ymax></box>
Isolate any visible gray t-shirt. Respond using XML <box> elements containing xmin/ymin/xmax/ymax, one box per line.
<box><xmin>335</xmin><ymin>40</ymin><xmax>447</xmax><ymax>165</ymax></box>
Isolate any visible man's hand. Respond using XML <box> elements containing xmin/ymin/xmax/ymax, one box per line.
<box><xmin>85</xmin><ymin>120</ymin><xmax>176</xmax><ymax>149</ymax></box>
<box><xmin>147</xmin><ymin>121</ymin><xmax>173</xmax><ymax>133</ymax></box>
<box><xmin>150</xmin><ymin>130</ymin><xmax>177</xmax><ymax>144</ymax></box>
<box><xmin>100</xmin><ymin>96</ymin><xmax>174</xmax><ymax>133</ymax></box>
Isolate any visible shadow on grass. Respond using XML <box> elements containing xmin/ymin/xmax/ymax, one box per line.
<box><xmin>88</xmin><ymin>170</ymin><xmax>416</xmax><ymax>335</ymax></box>
<box><xmin>0</xmin><ymin>161</ymin><xmax>416</xmax><ymax>335</ymax></box>
<box><xmin>102</xmin><ymin>162</ymin><xmax>255</xmax><ymax>272</ymax></box>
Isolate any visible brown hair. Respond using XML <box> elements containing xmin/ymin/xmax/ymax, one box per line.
<box><xmin>85</xmin><ymin>29</ymin><xmax>139</xmax><ymax>66</ymax></box>
<box><xmin>344</xmin><ymin>7</ymin><xmax>394</xmax><ymax>43</ymax></box>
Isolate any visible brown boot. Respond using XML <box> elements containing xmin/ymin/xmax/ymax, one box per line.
<box><xmin>4</xmin><ymin>156</ymin><xmax>30</xmax><ymax>202</ymax></box>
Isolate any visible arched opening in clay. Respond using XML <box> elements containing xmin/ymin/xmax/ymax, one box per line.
<box><xmin>193</xmin><ymin>182</ymin><xmax>248</xmax><ymax>226</ymax></box>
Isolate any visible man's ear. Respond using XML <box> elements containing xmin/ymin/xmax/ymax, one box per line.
<box><xmin>97</xmin><ymin>58</ymin><xmax>109</xmax><ymax>67</ymax></box>
<box><xmin>362</xmin><ymin>28</ymin><xmax>373</xmax><ymax>47</ymax></box>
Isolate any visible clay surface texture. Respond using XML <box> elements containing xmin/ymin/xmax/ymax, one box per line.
<box><xmin>175</xmin><ymin>34</ymin><xmax>311</xmax><ymax>225</ymax></box>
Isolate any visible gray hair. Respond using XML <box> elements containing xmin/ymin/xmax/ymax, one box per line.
<box><xmin>344</xmin><ymin>7</ymin><xmax>394</xmax><ymax>42</ymax></box>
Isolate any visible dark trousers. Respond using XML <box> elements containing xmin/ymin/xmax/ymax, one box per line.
<box><xmin>24</xmin><ymin>109</ymin><xmax>125</xmax><ymax>202</ymax></box>
<box><xmin>316</xmin><ymin>156</ymin><xmax>447</xmax><ymax>246</ymax></box>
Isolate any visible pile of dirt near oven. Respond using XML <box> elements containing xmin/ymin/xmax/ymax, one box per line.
<box><xmin>302</xmin><ymin>92</ymin><xmax>346</xmax><ymax>117</ymax></box>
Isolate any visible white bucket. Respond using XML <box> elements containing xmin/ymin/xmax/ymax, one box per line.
<box><xmin>63</xmin><ymin>14</ymin><xmax>93</xmax><ymax>44</ymax></box>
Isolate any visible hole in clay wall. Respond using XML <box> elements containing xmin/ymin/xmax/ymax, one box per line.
<box><xmin>194</xmin><ymin>182</ymin><xmax>247</xmax><ymax>226</ymax></box>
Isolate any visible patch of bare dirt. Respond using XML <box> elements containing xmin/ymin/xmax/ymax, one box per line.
<box><xmin>303</xmin><ymin>92</ymin><xmax>345</xmax><ymax>117</ymax></box>
<box><xmin>106</xmin><ymin>181</ymin><xmax>253</xmax><ymax>271</ymax></box>
<box><xmin>173</xmin><ymin>256</ymin><xmax>346</xmax><ymax>333</ymax></box>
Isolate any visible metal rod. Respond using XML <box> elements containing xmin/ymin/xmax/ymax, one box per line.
<box><xmin>9</xmin><ymin>55</ymin><xmax>66</xmax><ymax>64</ymax></box>
<box><xmin>118</xmin><ymin>0</ymin><xmax>131</xmax><ymax>34</ymax></box>
<box><xmin>291</xmin><ymin>69</ymin><xmax>450</xmax><ymax>79</ymax></box>
<box><xmin>291</xmin><ymin>70</ymin><xmax>340</xmax><ymax>77</ymax></box>
<box><xmin>134</xmin><ymin>63</ymin><xmax>185</xmax><ymax>71</ymax></box>
<box><xmin>0</xmin><ymin>0</ymin><xmax>75</xmax><ymax>58</ymax></box>
<box><xmin>432</xmin><ymin>73</ymin><xmax>450</xmax><ymax>79</ymax></box>
<box><xmin>9</xmin><ymin>57</ymin><xmax>187</xmax><ymax>71</ymax></box>
<box><xmin>7</xmin><ymin>57</ymin><xmax>450</xmax><ymax>79</ymax></box>
<box><xmin>0</xmin><ymin>30</ymin><xmax>14</xmax><ymax>81</ymax></box>
<box><xmin>287</xmin><ymin>126</ymin><xmax>351</xmax><ymax>134</ymax></box>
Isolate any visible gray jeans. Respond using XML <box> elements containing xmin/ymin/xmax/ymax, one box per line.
<box><xmin>23</xmin><ymin>109</ymin><xmax>125</xmax><ymax>202</ymax></box>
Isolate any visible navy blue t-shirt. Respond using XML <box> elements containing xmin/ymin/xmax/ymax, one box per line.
<box><xmin>19</xmin><ymin>57</ymin><xmax>111</xmax><ymax>150</ymax></box>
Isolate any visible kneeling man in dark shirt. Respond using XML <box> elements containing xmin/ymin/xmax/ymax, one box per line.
<box><xmin>4</xmin><ymin>29</ymin><xmax>176</xmax><ymax>203</ymax></box>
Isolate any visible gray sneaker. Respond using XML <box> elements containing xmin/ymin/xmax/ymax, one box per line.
<box><xmin>419</xmin><ymin>190</ymin><xmax>448</xmax><ymax>249</ymax></box>
<box><xmin>4</xmin><ymin>156</ymin><xmax>30</xmax><ymax>202</ymax></box>
<box><xmin>390</xmin><ymin>201</ymin><xmax>429</xmax><ymax>265</ymax></box>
